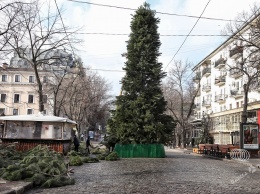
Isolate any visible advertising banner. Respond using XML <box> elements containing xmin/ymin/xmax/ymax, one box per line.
<box><xmin>243</xmin><ymin>124</ymin><xmax>259</xmax><ymax>149</ymax></box>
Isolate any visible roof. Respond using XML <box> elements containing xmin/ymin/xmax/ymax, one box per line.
<box><xmin>0</xmin><ymin>114</ymin><xmax>77</xmax><ymax>124</ymax></box>
<box><xmin>192</xmin><ymin>12</ymin><xmax>260</xmax><ymax>71</ymax></box>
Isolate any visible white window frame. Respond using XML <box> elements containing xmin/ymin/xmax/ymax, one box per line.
<box><xmin>14</xmin><ymin>94</ymin><xmax>20</xmax><ymax>103</ymax></box>
<box><xmin>28</xmin><ymin>94</ymin><xmax>34</xmax><ymax>103</ymax></box>
<box><xmin>13</xmin><ymin>108</ymin><xmax>19</xmax><ymax>115</ymax></box>
<box><xmin>0</xmin><ymin>108</ymin><xmax>5</xmax><ymax>115</ymax></box>
<box><xmin>27</xmin><ymin>109</ymin><xmax>33</xmax><ymax>115</ymax></box>
<box><xmin>14</xmin><ymin>75</ymin><xmax>21</xmax><ymax>82</ymax></box>
<box><xmin>43</xmin><ymin>95</ymin><xmax>47</xmax><ymax>103</ymax></box>
<box><xmin>1</xmin><ymin>75</ymin><xmax>7</xmax><ymax>82</ymax></box>
<box><xmin>0</xmin><ymin>94</ymin><xmax>6</xmax><ymax>102</ymax></box>
<box><xmin>29</xmin><ymin>75</ymin><xmax>34</xmax><ymax>83</ymax></box>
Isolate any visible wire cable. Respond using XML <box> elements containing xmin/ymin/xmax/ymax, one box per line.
<box><xmin>66</xmin><ymin>0</ymin><xmax>237</xmax><ymax>22</ymax></box>
<box><xmin>54</xmin><ymin>31</ymin><xmax>230</xmax><ymax>37</ymax></box>
<box><xmin>164</xmin><ymin>0</ymin><xmax>211</xmax><ymax>71</ymax></box>
<box><xmin>54</xmin><ymin>0</ymin><xmax>76</xmax><ymax>59</ymax></box>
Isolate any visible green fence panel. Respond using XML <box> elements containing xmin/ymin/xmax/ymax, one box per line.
<box><xmin>114</xmin><ymin>144</ymin><xmax>165</xmax><ymax>158</ymax></box>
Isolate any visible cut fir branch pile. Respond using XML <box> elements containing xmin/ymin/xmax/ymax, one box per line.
<box><xmin>0</xmin><ymin>144</ymin><xmax>74</xmax><ymax>188</ymax></box>
<box><xmin>0</xmin><ymin>143</ymin><xmax>120</xmax><ymax>188</ymax></box>
<box><xmin>0</xmin><ymin>143</ymin><xmax>23</xmax><ymax>168</ymax></box>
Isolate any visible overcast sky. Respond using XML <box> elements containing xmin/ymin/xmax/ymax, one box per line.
<box><xmin>52</xmin><ymin>0</ymin><xmax>258</xmax><ymax>96</ymax></box>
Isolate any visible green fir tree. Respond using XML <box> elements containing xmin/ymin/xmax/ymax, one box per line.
<box><xmin>108</xmin><ymin>3</ymin><xmax>175</xmax><ymax>144</ymax></box>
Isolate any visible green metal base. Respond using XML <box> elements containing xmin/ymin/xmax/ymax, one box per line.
<box><xmin>114</xmin><ymin>143</ymin><xmax>165</xmax><ymax>158</ymax></box>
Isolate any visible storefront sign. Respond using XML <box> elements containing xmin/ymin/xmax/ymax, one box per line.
<box><xmin>243</xmin><ymin>124</ymin><xmax>259</xmax><ymax>149</ymax></box>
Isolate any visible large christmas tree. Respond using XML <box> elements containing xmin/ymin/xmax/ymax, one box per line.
<box><xmin>108</xmin><ymin>3</ymin><xmax>175</xmax><ymax>145</ymax></box>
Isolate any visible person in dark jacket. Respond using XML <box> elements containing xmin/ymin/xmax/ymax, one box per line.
<box><xmin>86</xmin><ymin>136</ymin><xmax>91</xmax><ymax>154</ymax></box>
<box><xmin>73</xmin><ymin>135</ymin><xmax>80</xmax><ymax>152</ymax></box>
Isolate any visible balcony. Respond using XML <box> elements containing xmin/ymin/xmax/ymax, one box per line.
<box><xmin>215</xmin><ymin>75</ymin><xmax>226</xmax><ymax>86</ymax></box>
<box><xmin>202</xmin><ymin>100</ymin><xmax>211</xmax><ymax>107</ymax></box>
<box><xmin>202</xmin><ymin>84</ymin><xmax>211</xmax><ymax>92</ymax></box>
<box><xmin>215</xmin><ymin>94</ymin><xmax>227</xmax><ymax>103</ymax></box>
<box><xmin>193</xmin><ymin>72</ymin><xmax>201</xmax><ymax>83</ymax></box>
<box><xmin>194</xmin><ymin>103</ymin><xmax>201</xmax><ymax>110</ymax></box>
<box><xmin>229</xmin><ymin>46</ymin><xmax>243</xmax><ymax>59</ymax></box>
<box><xmin>202</xmin><ymin>60</ymin><xmax>211</xmax><ymax>66</ymax></box>
<box><xmin>230</xmin><ymin>89</ymin><xmax>244</xmax><ymax>98</ymax></box>
<box><xmin>230</xmin><ymin>68</ymin><xmax>243</xmax><ymax>78</ymax></box>
<box><xmin>215</xmin><ymin>58</ymin><xmax>226</xmax><ymax>69</ymax></box>
<box><xmin>202</xmin><ymin>67</ymin><xmax>211</xmax><ymax>77</ymax></box>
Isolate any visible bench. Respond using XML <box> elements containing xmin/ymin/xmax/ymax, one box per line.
<box><xmin>197</xmin><ymin>144</ymin><xmax>239</xmax><ymax>158</ymax></box>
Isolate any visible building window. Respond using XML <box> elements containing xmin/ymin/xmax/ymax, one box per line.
<box><xmin>2</xmin><ymin>75</ymin><xmax>7</xmax><ymax>82</ymax></box>
<box><xmin>0</xmin><ymin>108</ymin><xmax>5</xmax><ymax>115</ymax></box>
<box><xmin>13</xmin><ymin>109</ymin><xmax>18</xmax><ymax>115</ymax></box>
<box><xmin>43</xmin><ymin>95</ymin><xmax>47</xmax><ymax>103</ymax></box>
<box><xmin>236</xmin><ymin>102</ymin><xmax>239</xmax><ymax>108</ymax></box>
<box><xmin>27</xmin><ymin>109</ymin><xmax>33</xmax><ymax>115</ymax></box>
<box><xmin>230</xmin><ymin>104</ymin><xmax>232</xmax><ymax>110</ymax></box>
<box><xmin>28</xmin><ymin>95</ymin><xmax>34</xmax><ymax>103</ymax></box>
<box><xmin>194</xmin><ymin>130</ymin><xmax>199</xmax><ymax>138</ymax></box>
<box><xmin>0</xmin><ymin>94</ymin><xmax>6</xmax><ymax>102</ymax></box>
<box><xmin>29</xmin><ymin>76</ymin><xmax>34</xmax><ymax>83</ymax></box>
<box><xmin>15</xmin><ymin>75</ymin><xmax>21</xmax><ymax>82</ymax></box>
<box><xmin>14</xmin><ymin>94</ymin><xmax>20</xmax><ymax>103</ymax></box>
<box><xmin>43</xmin><ymin>76</ymin><xmax>47</xmax><ymax>83</ymax></box>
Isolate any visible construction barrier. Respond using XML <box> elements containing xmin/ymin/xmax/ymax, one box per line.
<box><xmin>114</xmin><ymin>143</ymin><xmax>165</xmax><ymax>158</ymax></box>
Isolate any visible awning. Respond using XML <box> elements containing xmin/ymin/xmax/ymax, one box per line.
<box><xmin>0</xmin><ymin>114</ymin><xmax>77</xmax><ymax>124</ymax></box>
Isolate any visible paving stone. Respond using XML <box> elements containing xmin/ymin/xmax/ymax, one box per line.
<box><xmin>23</xmin><ymin>150</ymin><xmax>260</xmax><ymax>194</ymax></box>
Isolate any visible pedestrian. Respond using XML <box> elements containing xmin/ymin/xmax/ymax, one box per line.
<box><xmin>86</xmin><ymin>136</ymin><xmax>91</xmax><ymax>154</ymax></box>
<box><xmin>73</xmin><ymin>135</ymin><xmax>80</xmax><ymax>152</ymax></box>
<box><xmin>80</xmin><ymin>133</ymin><xmax>84</xmax><ymax>141</ymax></box>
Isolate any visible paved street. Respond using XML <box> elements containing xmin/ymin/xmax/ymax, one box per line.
<box><xmin>25</xmin><ymin>149</ymin><xmax>260</xmax><ymax>194</ymax></box>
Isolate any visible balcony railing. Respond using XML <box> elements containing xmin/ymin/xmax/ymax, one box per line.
<box><xmin>193</xmin><ymin>72</ymin><xmax>201</xmax><ymax>82</ymax></box>
<box><xmin>194</xmin><ymin>103</ymin><xmax>200</xmax><ymax>110</ymax></box>
<box><xmin>215</xmin><ymin>75</ymin><xmax>226</xmax><ymax>86</ymax></box>
<box><xmin>202</xmin><ymin>84</ymin><xmax>211</xmax><ymax>92</ymax></box>
<box><xmin>230</xmin><ymin>68</ymin><xmax>243</xmax><ymax>78</ymax></box>
<box><xmin>202</xmin><ymin>100</ymin><xmax>211</xmax><ymax>107</ymax></box>
<box><xmin>215</xmin><ymin>58</ymin><xmax>226</xmax><ymax>68</ymax></box>
<box><xmin>215</xmin><ymin>94</ymin><xmax>227</xmax><ymax>103</ymax></box>
<box><xmin>230</xmin><ymin>89</ymin><xmax>244</xmax><ymax>98</ymax></box>
<box><xmin>202</xmin><ymin>67</ymin><xmax>211</xmax><ymax>77</ymax></box>
<box><xmin>229</xmin><ymin>46</ymin><xmax>243</xmax><ymax>59</ymax></box>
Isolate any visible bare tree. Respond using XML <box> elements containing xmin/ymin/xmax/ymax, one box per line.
<box><xmin>163</xmin><ymin>60</ymin><xmax>200</xmax><ymax>148</ymax></box>
<box><xmin>222</xmin><ymin>3</ymin><xmax>260</xmax><ymax>123</ymax></box>
<box><xmin>0</xmin><ymin>0</ymin><xmax>22</xmax><ymax>55</ymax></box>
<box><xmin>57</xmin><ymin>69</ymin><xmax>112</xmax><ymax>134</ymax></box>
<box><xmin>3</xmin><ymin>0</ymin><xmax>81</xmax><ymax>112</ymax></box>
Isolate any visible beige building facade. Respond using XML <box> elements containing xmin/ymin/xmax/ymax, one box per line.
<box><xmin>192</xmin><ymin>15</ymin><xmax>260</xmax><ymax>146</ymax></box>
<box><xmin>0</xmin><ymin>64</ymin><xmax>52</xmax><ymax>116</ymax></box>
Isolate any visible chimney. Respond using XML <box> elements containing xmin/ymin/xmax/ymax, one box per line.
<box><xmin>2</xmin><ymin>63</ymin><xmax>8</xmax><ymax>70</ymax></box>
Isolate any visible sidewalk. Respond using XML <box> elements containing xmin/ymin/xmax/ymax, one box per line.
<box><xmin>166</xmin><ymin>147</ymin><xmax>260</xmax><ymax>168</ymax></box>
<box><xmin>0</xmin><ymin>179</ymin><xmax>32</xmax><ymax>194</ymax></box>
<box><xmin>1</xmin><ymin>147</ymin><xmax>260</xmax><ymax>194</ymax></box>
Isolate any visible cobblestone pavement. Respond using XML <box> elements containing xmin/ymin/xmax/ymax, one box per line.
<box><xmin>25</xmin><ymin>150</ymin><xmax>260</xmax><ymax>194</ymax></box>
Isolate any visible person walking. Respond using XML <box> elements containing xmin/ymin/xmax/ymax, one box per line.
<box><xmin>86</xmin><ymin>136</ymin><xmax>91</xmax><ymax>154</ymax></box>
<box><xmin>73</xmin><ymin>135</ymin><xmax>80</xmax><ymax>152</ymax></box>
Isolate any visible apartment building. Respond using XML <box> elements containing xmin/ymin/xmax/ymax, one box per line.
<box><xmin>192</xmin><ymin>16</ymin><xmax>260</xmax><ymax>145</ymax></box>
<box><xmin>0</xmin><ymin>49</ymin><xmax>78</xmax><ymax>116</ymax></box>
<box><xmin>0</xmin><ymin>63</ymin><xmax>52</xmax><ymax>115</ymax></box>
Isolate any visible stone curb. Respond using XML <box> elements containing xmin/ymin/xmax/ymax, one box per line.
<box><xmin>0</xmin><ymin>181</ymin><xmax>33</xmax><ymax>194</ymax></box>
<box><xmin>177</xmin><ymin>150</ymin><xmax>260</xmax><ymax>168</ymax></box>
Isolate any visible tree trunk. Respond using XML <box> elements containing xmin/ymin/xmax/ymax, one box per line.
<box><xmin>242</xmin><ymin>83</ymin><xmax>248</xmax><ymax>123</ymax></box>
<box><xmin>181</xmin><ymin>129</ymin><xmax>186</xmax><ymax>148</ymax></box>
